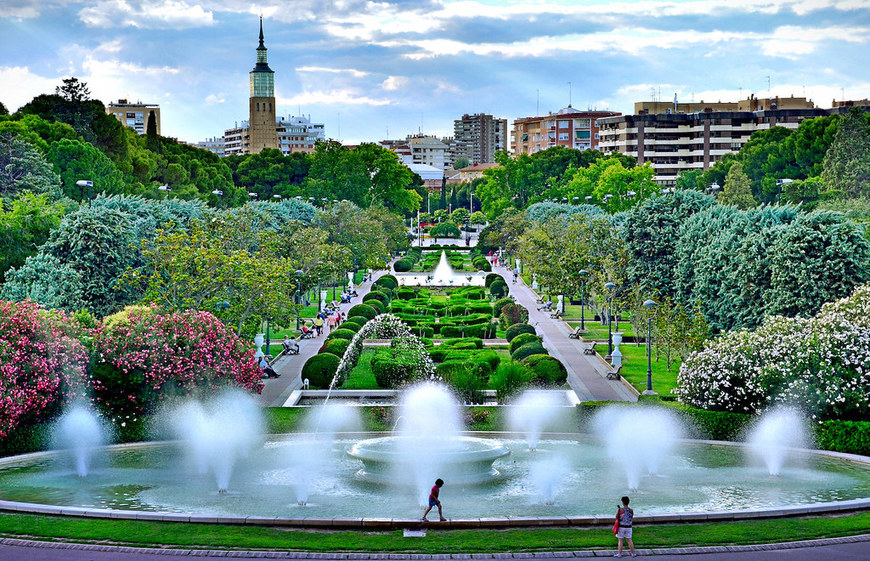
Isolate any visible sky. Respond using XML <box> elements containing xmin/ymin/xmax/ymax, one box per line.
<box><xmin>1</xmin><ymin>0</ymin><xmax>870</xmax><ymax>145</ymax></box>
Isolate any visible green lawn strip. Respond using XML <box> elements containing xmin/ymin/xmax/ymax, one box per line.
<box><xmin>614</xmin><ymin>344</ymin><xmax>681</xmax><ymax>396</ymax></box>
<box><xmin>340</xmin><ymin>350</ymin><xmax>378</xmax><ymax>390</ymax></box>
<box><xmin>565</xmin><ymin>321</ymin><xmax>635</xmax><ymax>339</ymax></box>
<box><xmin>0</xmin><ymin>512</ymin><xmax>867</xmax><ymax>552</ymax></box>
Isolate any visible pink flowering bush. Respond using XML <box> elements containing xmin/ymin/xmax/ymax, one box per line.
<box><xmin>91</xmin><ymin>306</ymin><xmax>262</xmax><ymax>421</ymax></box>
<box><xmin>676</xmin><ymin>285</ymin><xmax>870</xmax><ymax>420</ymax></box>
<box><xmin>0</xmin><ymin>300</ymin><xmax>89</xmax><ymax>438</ymax></box>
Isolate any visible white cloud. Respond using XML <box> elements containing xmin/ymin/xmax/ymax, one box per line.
<box><xmin>297</xmin><ymin>66</ymin><xmax>369</xmax><ymax>78</ymax></box>
<box><xmin>78</xmin><ymin>0</ymin><xmax>215</xmax><ymax>29</ymax></box>
<box><xmin>0</xmin><ymin>66</ymin><xmax>59</xmax><ymax>110</ymax></box>
<box><xmin>205</xmin><ymin>93</ymin><xmax>225</xmax><ymax>105</ymax></box>
<box><xmin>381</xmin><ymin>75</ymin><xmax>408</xmax><ymax>90</ymax></box>
<box><xmin>279</xmin><ymin>89</ymin><xmax>392</xmax><ymax>107</ymax></box>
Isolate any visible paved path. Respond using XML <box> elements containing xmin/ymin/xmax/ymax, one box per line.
<box><xmin>0</xmin><ymin>535</ymin><xmax>867</xmax><ymax>560</ymax></box>
<box><xmin>498</xmin><ymin>263</ymin><xmax>635</xmax><ymax>402</ymax></box>
<box><xmin>258</xmin><ymin>271</ymin><xmax>389</xmax><ymax>407</ymax></box>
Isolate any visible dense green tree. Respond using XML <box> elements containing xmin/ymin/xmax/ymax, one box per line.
<box><xmin>304</xmin><ymin>141</ymin><xmax>368</xmax><ymax>205</ymax></box>
<box><xmin>145</xmin><ymin>110</ymin><xmax>161</xmax><ymax>154</ymax></box>
<box><xmin>0</xmin><ymin>114</ymin><xmax>79</xmax><ymax>153</ymax></box>
<box><xmin>674</xmin><ymin>169</ymin><xmax>706</xmax><ymax>191</ymax></box>
<box><xmin>55</xmin><ymin>77</ymin><xmax>91</xmax><ymax>103</ymax></box>
<box><xmin>0</xmin><ymin>192</ymin><xmax>66</xmax><ymax>278</ymax></box>
<box><xmin>356</xmin><ymin>143</ymin><xmax>421</xmax><ymax>213</ymax></box>
<box><xmin>623</xmin><ymin>190</ymin><xmax>716</xmax><ymax>298</ymax></box>
<box><xmin>317</xmin><ymin>201</ymin><xmax>393</xmax><ymax>270</ymax></box>
<box><xmin>47</xmin><ymin>138</ymin><xmax>125</xmax><ymax>200</ymax></box>
<box><xmin>564</xmin><ymin>158</ymin><xmax>657</xmax><ymax>212</ymax></box>
<box><xmin>720</xmin><ymin>162</ymin><xmax>755</xmax><ymax>209</ymax></box>
<box><xmin>453</xmin><ymin>157</ymin><xmax>469</xmax><ymax>170</ymax></box>
<box><xmin>0</xmin><ymin>133</ymin><xmax>62</xmax><ymax>197</ymax></box>
<box><xmin>1</xmin><ymin>253</ymin><xmax>85</xmax><ymax>311</ymax></box>
<box><xmin>821</xmin><ymin>107</ymin><xmax>870</xmax><ymax>197</ymax></box>
<box><xmin>0</xmin><ymin>101</ymin><xmax>7</xmax><ymax>116</ymax></box>
<box><xmin>234</xmin><ymin>148</ymin><xmax>309</xmax><ymax>200</ymax></box>
<box><xmin>477</xmin><ymin>207</ymin><xmax>527</xmax><ymax>254</ymax></box>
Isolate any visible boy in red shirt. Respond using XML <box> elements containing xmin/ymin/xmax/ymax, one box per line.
<box><xmin>422</xmin><ymin>478</ymin><xmax>445</xmax><ymax>521</ymax></box>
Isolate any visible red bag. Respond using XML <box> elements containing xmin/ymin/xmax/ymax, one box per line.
<box><xmin>612</xmin><ymin>519</ymin><xmax>619</xmax><ymax>534</ymax></box>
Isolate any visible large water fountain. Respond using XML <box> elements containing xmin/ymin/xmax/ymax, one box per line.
<box><xmin>1</xmin><ymin>390</ymin><xmax>869</xmax><ymax>525</ymax></box>
<box><xmin>395</xmin><ymin>251</ymin><xmax>487</xmax><ymax>286</ymax></box>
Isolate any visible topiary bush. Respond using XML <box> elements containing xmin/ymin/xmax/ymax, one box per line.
<box><xmin>393</xmin><ymin>258</ymin><xmax>414</xmax><ymax>272</ymax></box>
<box><xmin>441</xmin><ymin>337</ymin><xmax>483</xmax><ymax>349</ymax></box>
<box><xmin>374</xmin><ymin>274</ymin><xmax>399</xmax><ymax>290</ymax></box>
<box><xmin>444</xmin><ymin>349</ymin><xmax>500</xmax><ymax>372</ymax></box>
<box><xmin>493</xmin><ymin>297</ymin><xmax>514</xmax><ymax>317</ymax></box>
<box><xmin>346</xmin><ymin>315</ymin><xmax>369</xmax><ymax>327</ymax></box>
<box><xmin>347</xmin><ymin>303</ymin><xmax>377</xmax><ymax>321</ymax></box>
<box><xmin>366</xmin><ymin>298</ymin><xmax>385</xmax><ymax>314</ymax></box>
<box><xmin>302</xmin><ymin>353</ymin><xmax>340</xmax><ymax>389</ymax></box>
<box><xmin>499</xmin><ymin>302</ymin><xmax>529</xmax><ymax>329</ymax></box>
<box><xmin>510</xmin><ymin>332</ymin><xmax>542</xmax><ymax>354</ymax></box>
<box><xmin>396</xmin><ymin>287</ymin><xmax>416</xmax><ymax>300</ymax></box>
<box><xmin>512</xmin><ymin>342</ymin><xmax>549</xmax><ymax>362</ymax></box>
<box><xmin>321</xmin><ymin>338</ymin><xmax>350</xmax><ymax>358</ymax></box>
<box><xmin>370</xmin><ymin>348</ymin><xmax>423</xmax><ymax>389</ymax></box>
<box><xmin>363</xmin><ymin>290</ymin><xmax>390</xmax><ymax>305</ymax></box>
<box><xmin>505</xmin><ymin>322</ymin><xmax>536</xmax><ymax>342</ymax></box>
<box><xmin>485</xmin><ymin>273</ymin><xmax>502</xmax><ymax>287</ymax></box>
<box><xmin>472</xmin><ymin>256</ymin><xmax>492</xmax><ymax>272</ymax></box>
<box><xmin>339</xmin><ymin>321</ymin><xmax>361</xmax><ymax>333</ymax></box>
<box><xmin>490</xmin><ymin>279</ymin><xmax>508</xmax><ymax>299</ymax></box>
<box><xmin>326</xmin><ymin>328</ymin><xmax>356</xmax><ymax>341</ymax></box>
<box><xmin>491</xmin><ymin>363</ymin><xmax>533</xmax><ymax>404</ymax></box>
<box><xmin>522</xmin><ymin>354</ymin><xmax>568</xmax><ymax>386</ymax></box>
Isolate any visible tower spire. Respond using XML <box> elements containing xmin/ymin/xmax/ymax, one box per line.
<box><xmin>258</xmin><ymin>15</ymin><xmax>265</xmax><ymax>49</ymax></box>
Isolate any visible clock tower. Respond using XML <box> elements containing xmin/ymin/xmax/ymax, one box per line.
<box><xmin>248</xmin><ymin>16</ymin><xmax>278</xmax><ymax>153</ymax></box>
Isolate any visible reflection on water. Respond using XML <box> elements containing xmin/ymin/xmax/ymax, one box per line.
<box><xmin>0</xmin><ymin>438</ymin><xmax>868</xmax><ymax>519</ymax></box>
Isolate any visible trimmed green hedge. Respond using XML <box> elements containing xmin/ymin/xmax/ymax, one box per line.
<box><xmin>339</xmin><ymin>321</ymin><xmax>361</xmax><ymax>333</ymax></box>
<box><xmin>365</xmin><ymin>298</ymin><xmax>385</xmax><ymax>315</ymax></box>
<box><xmin>363</xmin><ymin>291</ymin><xmax>390</xmax><ymax>305</ymax></box>
<box><xmin>815</xmin><ymin>420</ymin><xmax>870</xmax><ymax>455</ymax></box>
<box><xmin>348</xmin><ymin>303</ymin><xmax>377</xmax><ymax>321</ymax></box>
<box><xmin>512</xmin><ymin>342</ymin><xmax>549</xmax><ymax>362</ymax></box>
<box><xmin>485</xmin><ymin>273</ymin><xmax>502</xmax><ymax>287</ymax></box>
<box><xmin>523</xmin><ymin>354</ymin><xmax>568</xmax><ymax>387</ymax></box>
<box><xmin>441</xmin><ymin>338</ymin><xmax>483</xmax><ymax>349</ymax></box>
<box><xmin>510</xmin><ymin>332</ymin><xmax>541</xmax><ymax>354</ymax></box>
<box><xmin>302</xmin><ymin>353</ymin><xmax>340</xmax><ymax>389</ymax></box>
<box><xmin>505</xmin><ymin>322</ymin><xmax>536</xmax><ymax>342</ymax></box>
<box><xmin>373</xmin><ymin>275</ymin><xmax>399</xmax><ymax>290</ymax></box>
<box><xmin>320</xmin><ymin>338</ymin><xmax>350</xmax><ymax>358</ymax></box>
<box><xmin>326</xmin><ymin>328</ymin><xmax>357</xmax><ymax>341</ymax></box>
<box><xmin>346</xmin><ymin>315</ymin><xmax>369</xmax><ymax>327</ymax></box>
<box><xmin>370</xmin><ymin>348</ymin><xmax>421</xmax><ymax>389</ymax></box>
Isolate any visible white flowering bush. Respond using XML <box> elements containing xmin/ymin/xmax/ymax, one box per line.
<box><xmin>676</xmin><ymin>285</ymin><xmax>870</xmax><ymax>420</ymax></box>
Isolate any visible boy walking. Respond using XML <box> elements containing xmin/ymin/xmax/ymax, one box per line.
<box><xmin>422</xmin><ymin>478</ymin><xmax>445</xmax><ymax>522</ymax></box>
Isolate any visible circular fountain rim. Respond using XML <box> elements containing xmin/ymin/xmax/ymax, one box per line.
<box><xmin>346</xmin><ymin>435</ymin><xmax>510</xmax><ymax>463</ymax></box>
<box><xmin>1</xmin><ymin>434</ymin><xmax>869</xmax><ymax>529</ymax></box>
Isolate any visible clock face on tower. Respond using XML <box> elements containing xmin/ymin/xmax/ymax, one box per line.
<box><xmin>250</xmin><ymin>72</ymin><xmax>274</xmax><ymax>98</ymax></box>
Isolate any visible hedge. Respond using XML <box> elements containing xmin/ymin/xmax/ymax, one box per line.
<box><xmin>505</xmin><ymin>322</ymin><xmax>536</xmax><ymax>342</ymax></box>
<box><xmin>396</xmin><ymin>288</ymin><xmax>416</xmax><ymax>300</ymax></box>
<box><xmin>393</xmin><ymin>258</ymin><xmax>414</xmax><ymax>272</ymax></box>
<box><xmin>493</xmin><ymin>297</ymin><xmax>514</xmax><ymax>318</ymax></box>
<box><xmin>347</xmin><ymin>303</ymin><xmax>377</xmax><ymax>321</ymax></box>
<box><xmin>346</xmin><ymin>315</ymin><xmax>370</xmax><ymax>327</ymax></box>
<box><xmin>444</xmin><ymin>349</ymin><xmax>500</xmax><ymax>372</ymax></box>
<box><xmin>815</xmin><ymin>420</ymin><xmax>870</xmax><ymax>455</ymax></box>
<box><xmin>510</xmin><ymin>332</ymin><xmax>542</xmax><ymax>354</ymax></box>
<box><xmin>472</xmin><ymin>256</ymin><xmax>492</xmax><ymax>272</ymax></box>
<box><xmin>339</xmin><ymin>321</ymin><xmax>361</xmax><ymax>333</ymax></box>
<box><xmin>320</xmin><ymin>338</ymin><xmax>351</xmax><ymax>358</ymax></box>
<box><xmin>485</xmin><ymin>273</ymin><xmax>502</xmax><ymax>287</ymax></box>
<box><xmin>512</xmin><ymin>342</ymin><xmax>549</xmax><ymax>362</ymax></box>
<box><xmin>302</xmin><ymin>353</ymin><xmax>340</xmax><ymax>389</ymax></box>
<box><xmin>522</xmin><ymin>354</ymin><xmax>568</xmax><ymax>387</ymax></box>
<box><xmin>363</xmin><ymin>291</ymin><xmax>390</xmax><ymax>305</ymax></box>
<box><xmin>370</xmin><ymin>349</ymin><xmax>421</xmax><ymax>389</ymax></box>
<box><xmin>365</xmin><ymin>298</ymin><xmax>385</xmax><ymax>315</ymax></box>
<box><xmin>441</xmin><ymin>337</ymin><xmax>483</xmax><ymax>349</ymax></box>
<box><xmin>374</xmin><ymin>275</ymin><xmax>399</xmax><ymax>290</ymax></box>
<box><xmin>326</xmin><ymin>328</ymin><xmax>357</xmax><ymax>341</ymax></box>
<box><xmin>490</xmin><ymin>279</ymin><xmax>508</xmax><ymax>299</ymax></box>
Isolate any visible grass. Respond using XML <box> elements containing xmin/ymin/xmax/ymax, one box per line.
<box><xmin>606</xmin><ymin>343</ymin><xmax>681</xmax><ymax>396</ymax></box>
<box><xmin>0</xmin><ymin>511</ymin><xmax>867</xmax><ymax>553</ymax></box>
<box><xmin>339</xmin><ymin>350</ymin><xmax>378</xmax><ymax>389</ymax></box>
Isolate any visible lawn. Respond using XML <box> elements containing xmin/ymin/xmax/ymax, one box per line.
<box><xmin>339</xmin><ymin>349</ymin><xmax>378</xmax><ymax>389</ymax></box>
<box><xmin>608</xmin><ymin>343</ymin><xmax>681</xmax><ymax>396</ymax></box>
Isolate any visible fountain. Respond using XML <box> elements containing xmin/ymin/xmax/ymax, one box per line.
<box><xmin>53</xmin><ymin>402</ymin><xmax>108</xmax><ymax>477</ymax></box>
<box><xmin>747</xmin><ymin>408</ymin><xmax>808</xmax><ymax>476</ymax></box>
<box><xmin>509</xmin><ymin>390</ymin><xmax>568</xmax><ymax>451</ymax></box>
<box><xmin>395</xmin><ymin>251</ymin><xmax>487</xmax><ymax>286</ymax></box>
<box><xmin>167</xmin><ymin>390</ymin><xmax>265</xmax><ymax>493</ymax></box>
<box><xmin>593</xmin><ymin>406</ymin><xmax>683</xmax><ymax>490</ymax></box>
<box><xmin>346</xmin><ymin>383</ymin><xmax>510</xmax><ymax>505</ymax></box>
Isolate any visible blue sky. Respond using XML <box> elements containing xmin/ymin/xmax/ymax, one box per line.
<box><xmin>2</xmin><ymin>0</ymin><xmax>869</xmax><ymax>144</ymax></box>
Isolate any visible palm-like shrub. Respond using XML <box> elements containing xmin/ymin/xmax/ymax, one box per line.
<box><xmin>491</xmin><ymin>363</ymin><xmax>533</xmax><ymax>404</ymax></box>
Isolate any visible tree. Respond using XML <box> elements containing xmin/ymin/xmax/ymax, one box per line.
<box><xmin>356</xmin><ymin>142</ymin><xmax>421</xmax><ymax>213</ymax></box>
<box><xmin>47</xmin><ymin>138</ymin><xmax>125</xmax><ymax>199</ymax></box>
<box><xmin>450</xmin><ymin>207</ymin><xmax>470</xmax><ymax>225</ymax></box>
<box><xmin>720</xmin><ymin>162</ymin><xmax>756</xmax><ymax>209</ymax></box>
<box><xmin>0</xmin><ymin>101</ymin><xmax>8</xmax><ymax>116</ymax></box>
<box><xmin>822</xmin><ymin>107</ymin><xmax>870</xmax><ymax>197</ymax></box>
<box><xmin>0</xmin><ymin>133</ymin><xmax>62</xmax><ymax>197</ymax></box>
<box><xmin>469</xmin><ymin>210</ymin><xmax>487</xmax><ymax>225</ymax></box>
<box><xmin>145</xmin><ymin>110</ymin><xmax>161</xmax><ymax>154</ymax></box>
<box><xmin>453</xmin><ymin>156</ymin><xmax>469</xmax><ymax>170</ymax></box>
<box><xmin>304</xmin><ymin>141</ymin><xmax>368</xmax><ymax>205</ymax></box>
<box><xmin>0</xmin><ymin>192</ymin><xmax>66</xmax><ymax>278</ymax></box>
<box><xmin>565</xmin><ymin>157</ymin><xmax>658</xmax><ymax>212</ymax></box>
<box><xmin>56</xmin><ymin>77</ymin><xmax>91</xmax><ymax>103</ymax></box>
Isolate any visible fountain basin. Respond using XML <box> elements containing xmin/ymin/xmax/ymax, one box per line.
<box><xmin>346</xmin><ymin>436</ymin><xmax>510</xmax><ymax>484</ymax></box>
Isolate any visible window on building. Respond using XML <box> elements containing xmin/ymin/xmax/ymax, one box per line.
<box><xmin>558</xmin><ymin>132</ymin><xmax>569</xmax><ymax>141</ymax></box>
<box><xmin>574</xmin><ymin>118</ymin><xmax>591</xmax><ymax>128</ymax></box>
<box><xmin>575</xmin><ymin>130</ymin><xmax>591</xmax><ymax>139</ymax></box>
<box><xmin>558</xmin><ymin>120</ymin><xmax>570</xmax><ymax>128</ymax></box>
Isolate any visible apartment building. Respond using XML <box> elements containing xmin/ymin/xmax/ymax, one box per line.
<box><xmin>512</xmin><ymin>106</ymin><xmax>620</xmax><ymax>155</ymax></box>
<box><xmin>454</xmin><ymin>113</ymin><xmax>508</xmax><ymax>164</ymax></box>
<box><xmin>221</xmin><ymin>115</ymin><xmax>325</xmax><ymax>157</ymax></box>
<box><xmin>598</xmin><ymin>95</ymin><xmax>826</xmax><ymax>185</ymax></box>
<box><xmin>106</xmin><ymin>99</ymin><xmax>160</xmax><ymax>135</ymax></box>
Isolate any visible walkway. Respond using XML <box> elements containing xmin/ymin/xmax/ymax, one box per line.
<box><xmin>258</xmin><ymin>270</ymin><xmax>389</xmax><ymax>407</ymax></box>
<box><xmin>0</xmin><ymin>534</ymin><xmax>867</xmax><ymax>560</ymax></box>
<box><xmin>496</xmin><ymin>263</ymin><xmax>635</xmax><ymax>402</ymax></box>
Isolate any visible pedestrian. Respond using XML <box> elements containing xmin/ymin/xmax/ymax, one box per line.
<box><xmin>613</xmin><ymin>496</ymin><xmax>636</xmax><ymax>558</ymax></box>
<box><xmin>314</xmin><ymin>314</ymin><xmax>324</xmax><ymax>336</ymax></box>
<box><xmin>327</xmin><ymin>312</ymin><xmax>338</xmax><ymax>332</ymax></box>
<box><xmin>512</xmin><ymin>267</ymin><xmax>519</xmax><ymax>283</ymax></box>
<box><xmin>422</xmin><ymin>478</ymin><xmax>446</xmax><ymax>522</ymax></box>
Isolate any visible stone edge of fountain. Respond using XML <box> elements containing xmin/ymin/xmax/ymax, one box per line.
<box><xmin>1</xmin><ymin>437</ymin><xmax>869</xmax><ymax>529</ymax></box>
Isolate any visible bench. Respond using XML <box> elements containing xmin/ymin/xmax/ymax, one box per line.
<box><xmin>568</xmin><ymin>326</ymin><xmax>583</xmax><ymax>339</ymax></box>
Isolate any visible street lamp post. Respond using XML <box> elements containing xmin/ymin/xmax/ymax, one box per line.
<box><xmin>265</xmin><ymin>317</ymin><xmax>271</xmax><ymax>358</ymax></box>
<box><xmin>604</xmin><ymin>282</ymin><xmax>616</xmax><ymax>361</ymax></box>
<box><xmin>75</xmin><ymin>180</ymin><xmax>93</xmax><ymax>202</ymax></box>
<box><xmin>643</xmin><ymin>299</ymin><xmax>658</xmax><ymax>395</ymax></box>
<box><xmin>294</xmin><ymin>269</ymin><xmax>304</xmax><ymax>330</ymax></box>
<box><xmin>579</xmin><ymin>269</ymin><xmax>589</xmax><ymax>331</ymax></box>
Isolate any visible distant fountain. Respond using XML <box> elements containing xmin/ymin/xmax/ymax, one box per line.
<box><xmin>431</xmin><ymin>251</ymin><xmax>459</xmax><ymax>285</ymax></box>
<box><xmin>593</xmin><ymin>406</ymin><xmax>683</xmax><ymax>490</ymax></box>
<box><xmin>168</xmin><ymin>391</ymin><xmax>265</xmax><ymax>493</ymax></box>
<box><xmin>509</xmin><ymin>390</ymin><xmax>566</xmax><ymax>451</ymax></box>
<box><xmin>53</xmin><ymin>403</ymin><xmax>107</xmax><ymax>477</ymax></box>
<box><xmin>529</xmin><ymin>456</ymin><xmax>569</xmax><ymax>505</ymax></box>
<box><xmin>394</xmin><ymin>250</ymin><xmax>487</xmax><ymax>286</ymax></box>
<box><xmin>747</xmin><ymin>408</ymin><xmax>808</xmax><ymax>476</ymax></box>
<box><xmin>346</xmin><ymin>382</ymin><xmax>509</xmax><ymax>506</ymax></box>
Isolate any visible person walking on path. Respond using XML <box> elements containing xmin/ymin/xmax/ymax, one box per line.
<box><xmin>314</xmin><ymin>314</ymin><xmax>324</xmax><ymax>336</ymax></box>
<box><xmin>422</xmin><ymin>478</ymin><xmax>445</xmax><ymax>522</ymax></box>
<box><xmin>613</xmin><ymin>496</ymin><xmax>637</xmax><ymax>558</ymax></box>
<box><xmin>327</xmin><ymin>313</ymin><xmax>338</xmax><ymax>332</ymax></box>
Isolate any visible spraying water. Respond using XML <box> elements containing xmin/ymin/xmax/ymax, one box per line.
<box><xmin>508</xmin><ymin>390</ymin><xmax>565</xmax><ymax>451</ymax></box>
<box><xmin>529</xmin><ymin>456</ymin><xmax>569</xmax><ymax>505</ymax></box>
<box><xmin>593</xmin><ymin>406</ymin><xmax>683</xmax><ymax>490</ymax></box>
<box><xmin>53</xmin><ymin>403</ymin><xmax>107</xmax><ymax>477</ymax></box>
<box><xmin>168</xmin><ymin>390</ymin><xmax>265</xmax><ymax>493</ymax></box>
<box><xmin>431</xmin><ymin>251</ymin><xmax>460</xmax><ymax>285</ymax></box>
<box><xmin>747</xmin><ymin>408</ymin><xmax>807</xmax><ymax>476</ymax></box>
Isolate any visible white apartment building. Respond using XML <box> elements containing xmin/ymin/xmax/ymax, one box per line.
<box><xmin>220</xmin><ymin>114</ymin><xmax>325</xmax><ymax>157</ymax></box>
<box><xmin>106</xmin><ymin>99</ymin><xmax>161</xmax><ymax>135</ymax></box>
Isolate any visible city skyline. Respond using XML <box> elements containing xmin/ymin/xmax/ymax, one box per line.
<box><xmin>2</xmin><ymin>0</ymin><xmax>869</xmax><ymax>145</ymax></box>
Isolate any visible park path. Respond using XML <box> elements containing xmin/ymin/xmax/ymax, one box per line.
<box><xmin>496</xmin><ymin>263</ymin><xmax>636</xmax><ymax>402</ymax></box>
<box><xmin>257</xmin><ymin>270</ymin><xmax>389</xmax><ymax>407</ymax></box>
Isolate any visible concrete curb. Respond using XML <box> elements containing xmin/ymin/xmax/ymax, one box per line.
<box><xmin>0</xmin><ymin>533</ymin><xmax>869</xmax><ymax>558</ymax></box>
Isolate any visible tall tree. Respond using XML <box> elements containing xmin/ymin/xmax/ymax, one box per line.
<box><xmin>0</xmin><ymin>133</ymin><xmax>62</xmax><ymax>197</ymax></box>
<box><xmin>55</xmin><ymin>77</ymin><xmax>91</xmax><ymax>102</ymax></box>
<box><xmin>720</xmin><ymin>162</ymin><xmax>756</xmax><ymax>209</ymax></box>
<box><xmin>145</xmin><ymin>110</ymin><xmax>161</xmax><ymax>154</ymax></box>
<box><xmin>821</xmin><ymin>107</ymin><xmax>870</xmax><ymax>197</ymax></box>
